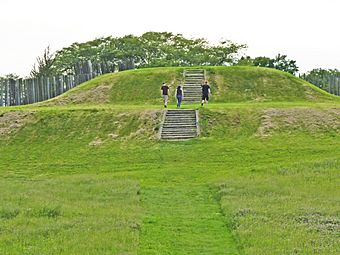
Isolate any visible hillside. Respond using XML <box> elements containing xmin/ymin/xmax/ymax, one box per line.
<box><xmin>39</xmin><ymin>66</ymin><xmax>338</xmax><ymax>106</ymax></box>
<box><xmin>0</xmin><ymin>67</ymin><xmax>339</xmax><ymax>255</ymax></box>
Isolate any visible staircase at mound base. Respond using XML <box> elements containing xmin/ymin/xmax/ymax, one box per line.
<box><xmin>159</xmin><ymin>69</ymin><xmax>203</xmax><ymax>140</ymax></box>
<box><xmin>182</xmin><ymin>69</ymin><xmax>205</xmax><ymax>104</ymax></box>
<box><xmin>160</xmin><ymin>109</ymin><xmax>199</xmax><ymax>140</ymax></box>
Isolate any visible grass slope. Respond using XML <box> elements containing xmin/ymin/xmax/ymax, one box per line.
<box><xmin>41</xmin><ymin>66</ymin><xmax>339</xmax><ymax>106</ymax></box>
<box><xmin>0</xmin><ymin>67</ymin><xmax>339</xmax><ymax>254</ymax></box>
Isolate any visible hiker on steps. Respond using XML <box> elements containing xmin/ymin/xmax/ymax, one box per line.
<box><xmin>161</xmin><ymin>82</ymin><xmax>169</xmax><ymax>108</ymax></box>
<box><xmin>176</xmin><ymin>84</ymin><xmax>184</xmax><ymax>108</ymax></box>
<box><xmin>201</xmin><ymin>80</ymin><xmax>211</xmax><ymax>106</ymax></box>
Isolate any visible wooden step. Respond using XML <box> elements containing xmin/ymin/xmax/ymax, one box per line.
<box><xmin>160</xmin><ymin>109</ymin><xmax>199</xmax><ymax>140</ymax></box>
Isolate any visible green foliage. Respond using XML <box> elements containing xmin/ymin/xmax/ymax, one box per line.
<box><xmin>30</xmin><ymin>46</ymin><xmax>57</xmax><ymax>78</ymax></box>
<box><xmin>236</xmin><ymin>54</ymin><xmax>299</xmax><ymax>74</ymax></box>
<box><xmin>0</xmin><ymin>73</ymin><xmax>20</xmax><ymax>81</ymax></box>
<box><xmin>273</xmin><ymin>54</ymin><xmax>299</xmax><ymax>74</ymax></box>
<box><xmin>303</xmin><ymin>68</ymin><xmax>340</xmax><ymax>76</ymax></box>
<box><xmin>30</xmin><ymin>32</ymin><xmax>247</xmax><ymax>76</ymax></box>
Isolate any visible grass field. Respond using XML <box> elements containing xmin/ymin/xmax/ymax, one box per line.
<box><xmin>0</xmin><ymin>66</ymin><xmax>339</xmax><ymax>254</ymax></box>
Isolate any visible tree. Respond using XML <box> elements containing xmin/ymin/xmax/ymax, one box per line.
<box><xmin>0</xmin><ymin>73</ymin><xmax>20</xmax><ymax>80</ymax></box>
<box><xmin>30</xmin><ymin>46</ymin><xmax>56</xmax><ymax>78</ymax></box>
<box><xmin>210</xmin><ymin>40</ymin><xmax>247</xmax><ymax>66</ymax></box>
<box><xmin>236</xmin><ymin>54</ymin><xmax>299</xmax><ymax>74</ymax></box>
<box><xmin>273</xmin><ymin>54</ymin><xmax>298</xmax><ymax>74</ymax></box>
<box><xmin>30</xmin><ymin>32</ymin><xmax>248</xmax><ymax>76</ymax></box>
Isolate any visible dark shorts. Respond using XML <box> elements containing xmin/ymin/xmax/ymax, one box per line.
<box><xmin>202</xmin><ymin>94</ymin><xmax>209</xmax><ymax>101</ymax></box>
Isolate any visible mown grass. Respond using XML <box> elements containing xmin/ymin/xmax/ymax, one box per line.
<box><xmin>205</xmin><ymin>66</ymin><xmax>336</xmax><ymax>102</ymax></box>
<box><xmin>0</xmin><ymin>66</ymin><xmax>339</xmax><ymax>254</ymax></box>
<box><xmin>0</xmin><ymin>106</ymin><xmax>339</xmax><ymax>254</ymax></box>
<box><xmin>218</xmin><ymin>158</ymin><xmax>339</xmax><ymax>254</ymax></box>
<box><xmin>42</xmin><ymin>67</ymin><xmax>184</xmax><ymax>106</ymax></box>
<box><xmin>0</xmin><ymin>175</ymin><xmax>140</xmax><ymax>255</ymax></box>
<box><xmin>39</xmin><ymin>66</ymin><xmax>340</xmax><ymax>107</ymax></box>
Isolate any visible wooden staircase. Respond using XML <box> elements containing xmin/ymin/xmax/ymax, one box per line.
<box><xmin>160</xmin><ymin>110</ymin><xmax>199</xmax><ymax>140</ymax></box>
<box><xmin>182</xmin><ymin>69</ymin><xmax>205</xmax><ymax>104</ymax></box>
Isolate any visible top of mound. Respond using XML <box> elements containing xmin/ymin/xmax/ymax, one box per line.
<box><xmin>39</xmin><ymin>66</ymin><xmax>339</xmax><ymax>106</ymax></box>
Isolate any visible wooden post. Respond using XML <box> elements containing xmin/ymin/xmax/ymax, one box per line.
<box><xmin>60</xmin><ymin>76</ymin><xmax>64</xmax><ymax>94</ymax></box>
<box><xmin>26</xmin><ymin>79</ymin><xmax>30</xmax><ymax>104</ymax></box>
<box><xmin>0</xmin><ymin>80</ymin><xmax>3</xmax><ymax>106</ymax></box>
<box><xmin>18</xmin><ymin>79</ymin><xmax>22</xmax><ymax>105</ymax></box>
<box><xmin>66</xmin><ymin>75</ymin><xmax>71</xmax><ymax>91</ymax></box>
<box><xmin>37</xmin><ymin>78</ymin><xmax>41</xmax><ymax>102</ymax></box>
<box><xmin>52</xmin><ymin>76</ymin><xmax>58</xmax><ymax>97</ymax></box>
<box><xmin>14</xmin><ymin>79</ymin><xmax>19</xmax><ymax>105</ymax></box>
<box><xmin>31</xmin><ymin>79</ymin><xmax>36</xmax><ymax>103</ymax></box>
<box><xmin>6</xmin><ymin>79</ymin><xmax>9</xmax><ymax>106</ymax></box>
<box><xmin>331</xmin><ymin>75</ymin><xmax>334</xmax><ymax>95</ymax></box>
<box><xmin>41</xmin><ymin>77</ymin><xmax>47</xmax><ymax>101</ymax></box>
<box><xmin>70</xmin><ymin>75</ymin><xmax>74</xmax><ymax>88</ymax></box>
<box><xmin>22</xmin><ymin>79</ymin><xmax>27</xmax><ymax>104</ymax></box>
<box><xmin>46</xmin><ymin>77</ymin><xmax>50</xmax><ymax>99</ymax></box>
<box><xmin>9</xmin><ymin>79</ymin><xmax>15</xmax><ymax>106</ymax></box>
<box><xmin>88</xmin><ymin>60</ymin><xmax>93</xmax><ymax>79</ymax></box>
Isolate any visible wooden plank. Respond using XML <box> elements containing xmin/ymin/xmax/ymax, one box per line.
<box><xmin>0</xmin><ymin>80</ymin><xmax>3</xmax><ymax>106</ymax></box>
<box><xmin>5</xmin><ymin>80</ymin><xmax>9</xmax><ymax>106</ymax></box>
<box><xmin>31</xmin><ymin>79</ymin><xmax>35</xmax><ymax>104</ymax></box>
<box><xmin>46</xmin><ymin>77</ymin><xmax>50</xmax><ymax>99</ymax></box>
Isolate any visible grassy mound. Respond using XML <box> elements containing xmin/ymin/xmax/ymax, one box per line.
<box><xmin>1</xmin><ymin>66</ymin><xmax>340</xmax><ymax>254</ymax></box>
<box><xmin>41</xmin><ymin>66</ymin><xmax>338</xmax><ymax>106</ymax></box>
<box><xmin>205</xmin><ymin>66</ymin><xmax>334</xmax><ymax>102</ymax></box>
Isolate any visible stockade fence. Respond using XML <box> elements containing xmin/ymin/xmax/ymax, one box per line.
<box><xmin>0</xmin><ymin>60</ymin><xmax>120</xmax><ymax>107</ymax></box>
<box><xmin>301</xmin><ymin>73</ymin><xmax>340</xmax><ymax>96</ymax></box>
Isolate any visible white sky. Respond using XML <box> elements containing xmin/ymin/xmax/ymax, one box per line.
<box><xmin>1</xmin><ymin>0</ymin><xmax>339</xmax><ymax>77</ymax></box>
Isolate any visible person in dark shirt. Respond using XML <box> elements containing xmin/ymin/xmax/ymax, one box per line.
<box><xmin>161</xmin><ymin>82</ymin><xmax>169</xmax><ymax>108</ymax></box>
<box><xmin>201</xmin><ymin>80</ymin><xmax>211</xmax><ymax>106</ymax></box>
<box><xmin>176</xmin><ymin>84</ymin><xmax>184</xmax><ymax>108</ymax></box>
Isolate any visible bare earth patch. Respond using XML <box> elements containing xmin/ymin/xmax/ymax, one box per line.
<box><xmin>42</xmin><ymin>85</ymin><xmax>112</xmax><ymax>106</ymax></box>
<box><xmin>257</xmin><ymin>108</ymin><xmax>340</xmax><ymax>137</ymax></box>
<box><xmin>126</xmin><ymin>110</ymin><xmax>163</xmax><ymax>140</ymax></box>
<box><xmin>0</xmin><ymin>111</ymin><xmax>36</xmax><ymax>137</ymax></box>
<box><xmin>88</xmin><ymin>110</ymin><xmax>162</xmax><ymax>147</ymax></box>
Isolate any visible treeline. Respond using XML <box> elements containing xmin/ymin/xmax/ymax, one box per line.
<box><xmin>4</xmin><ymin>31</ymin><xmax>303</xmax><ymax>79</ymax></box>
<box><xmin>30</xmin><ymin>32</ymin><xmax>247</xmax><ymax>77</ymax></box>
<box><xmin>235</xmin><ymin>54</ymin><xmax>299</xmax><ymax>74</ymax></box>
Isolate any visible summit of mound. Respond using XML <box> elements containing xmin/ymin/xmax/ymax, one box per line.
<box><xmin>40</xmin><ymin>66</ymin><xmax>338</xmax><ymax>106</ymax></box>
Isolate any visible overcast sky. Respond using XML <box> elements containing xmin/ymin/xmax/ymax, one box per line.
<box><xmin>1</xmin><ymin>0</ymin><xmax>339</xmax><ymax>77</ymax></box>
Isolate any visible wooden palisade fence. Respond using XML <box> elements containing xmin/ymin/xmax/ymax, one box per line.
<box><xmin>301</xmin><ymin>73</ymin><xmax>340</xmax><ymax>96</ymax></box>
<box><xmin>0</xmin><ymin>60</ymin><xmax>118</xmax><ymax>107</ymax></box>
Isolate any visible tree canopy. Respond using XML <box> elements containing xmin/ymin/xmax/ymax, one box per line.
<box><xmin>30</xmin><ymin>32</ymin><xmax>247</xmax><ymax>77</ymax></box>
<box><xmin>236</xmin><ymin>54</ymin><xmax>299</xmax><ymax>74</ymax></box>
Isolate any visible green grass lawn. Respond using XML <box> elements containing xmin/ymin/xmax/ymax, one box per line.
<box><xmin>0</xmin><ymin>66</ymin><xmax>339</xmax><ymax>254</ymax></box>
<box><xmin>39</xmin><ymin>66</ymin><xmax>340</xmax><ymax>107</ymax></box>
